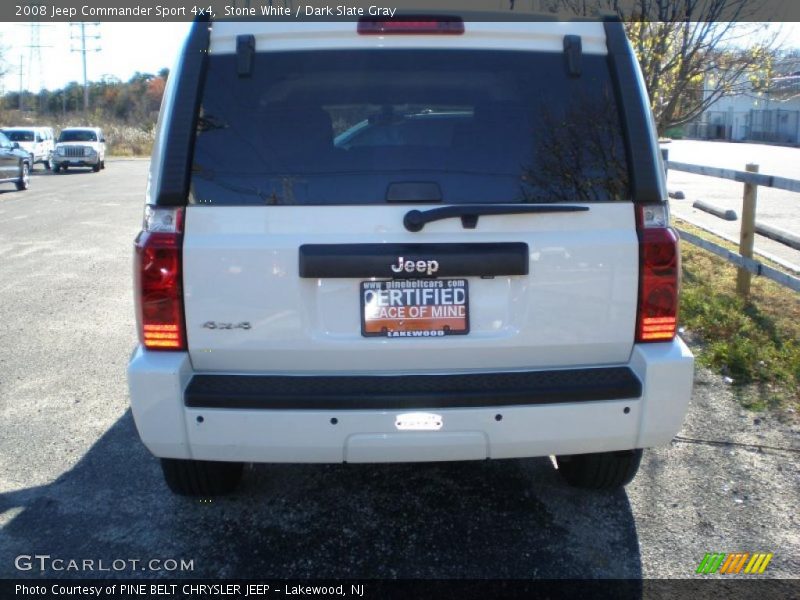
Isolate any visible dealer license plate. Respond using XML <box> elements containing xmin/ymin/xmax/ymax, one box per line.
<box><xmin>361</xmin><ymin>279</ymin><xmax>469</xmax><ymax>338</ymax></box>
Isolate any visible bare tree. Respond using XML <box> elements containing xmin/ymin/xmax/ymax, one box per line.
<box><xmin>0</xmin><ymin>35</ymin><xmax>8</xmax><ymax>87</ymax></box>
<box><xmin>544</xmin><ymin>1</ymin><xmax>782</xmax><ymax>134</ymax></box>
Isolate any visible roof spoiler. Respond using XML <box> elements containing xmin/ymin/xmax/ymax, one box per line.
<box><xmin>603</xmin><ymin>17</ymin><xmax>667</xmax><ymax>204</ymax></box>
<box><xmin>151</xmin><ymin>15</ymin><xmax>211</xmax><ymax>207</ymax></box>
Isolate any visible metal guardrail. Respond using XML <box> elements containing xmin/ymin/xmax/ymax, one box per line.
<box><xmin>665</xmin><ymin>158</ymin><xmax>800</xmax><ymax>296</ymax></box>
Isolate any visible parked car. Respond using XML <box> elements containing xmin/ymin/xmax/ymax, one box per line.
<box><xmin>128</xmin><ymin>15</ymin><xmax>694</xmax><ymax>496</ymax></box>
<box><xmin>52</xmin><ymin>127</ymin><xmax>106</xmax><ymax>173</ymax></box>
<box><xmin>0</xmin><ymin>126</ymin><xmax>54</xmax><ymax>171</ymax></box>
<box><xmin>0</xmin><ymin>131</ymin><xmax>31</xmax><ymax>191</ymax></box>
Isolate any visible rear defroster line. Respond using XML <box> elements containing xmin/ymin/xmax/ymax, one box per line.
<box><xmin>402</xmin><ymin>204</ymin><xmax>589</xmax><ymax>232</ymax></box>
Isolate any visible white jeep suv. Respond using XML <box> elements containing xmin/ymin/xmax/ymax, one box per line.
<box><xmin>128</xmin><ymin>15</ymin><xmax>694</xmax><ymax>496</ymax></box>
<box><xmin>0</xmin><ymin>126</ymin><xmax>55</xmax><ymax>171</ymax></box>
<box><xmin>53</xmin><ymin>127</ymin><xmax>106</xmax><ymax>173</ymax></box>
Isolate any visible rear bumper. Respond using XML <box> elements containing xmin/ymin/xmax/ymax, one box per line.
<box><xmin>127</xmin><ymin>339</ymin><xmax>694</xmax><ymax>463</ymax></box>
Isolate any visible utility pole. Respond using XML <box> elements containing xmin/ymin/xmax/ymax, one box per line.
<box><xmin>80</xmin><ymin>23</ymin><xmax>88</xmax><ymax>110</ymax></box>
<box><xmin>25</xmin><ymin>22</ymin><xmax>52</xmax><ymax>113</ymax></box>
<box><xmin>19</xmin><ymin>54</ymin><xmax>24</xmax><ymax>111</ymax></box>
<box><xmin>70</xmin><ymin>22</ymin><xmax>101</xmax><ymax>113</ymax></box>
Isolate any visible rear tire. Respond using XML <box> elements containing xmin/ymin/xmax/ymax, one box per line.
<box><xmin>28</xmin><ymin>154</ymin><xmax>35</xmax><ymax>172</ymax></box>
<box><xmin>92</xmin><ymin>162</ymin><xmax>101</xmax><ymax>172</ymax></box>
<box><xmin>160</xmin><ymin>458</ymin><xmax>244</xmax><ymax>496</ymax></box>
<box><xmin>53</xmin><ymin>164</ymin><xmax>61</xmax><ymax>173</ymax></box>
<box><xmin>15</xmin><ymin>162</ymin><xmax>30</xmax><ymax>191</ymax></box>
<box><xmin>556</xmin><ymin>449</ymin><xmax>643</xmax><ymax>490</ymax></box>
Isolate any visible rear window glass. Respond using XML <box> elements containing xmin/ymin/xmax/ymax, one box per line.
<box><xmin>59</xmin><ymin>130</ymin><xmax>96</xmax><ymax>142</ymax></box>
<box><xmin>190</xmin><ymin>50</ymin><xmax>629</xmax><ymax>205</ymax></box>
<box><xmin>4</xmin><ymin>130</ymin><xmax>34</xmax><ymax>142</ymax></box>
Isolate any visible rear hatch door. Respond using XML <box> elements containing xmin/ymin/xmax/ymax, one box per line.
<box><xmin>182</xmin><ymin>26</ymin><xmax>638</xmax><ymax>373</ymax></box>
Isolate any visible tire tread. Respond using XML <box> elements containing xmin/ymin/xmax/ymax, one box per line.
<box><xmin>160</xmin><ymin>458</ymin><xmax>243</xmax><ymax>496</ymax></box>
<box><xmin>556</xmin><ymin>449</ymin><xmax>643</xmax><ymax>490</ymax></box>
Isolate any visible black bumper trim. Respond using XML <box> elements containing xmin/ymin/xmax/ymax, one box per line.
<box><xmin>55</xmin><ymin>161</ymin><xmax>95</xmax><ymax>167</ymax></box>
<box><xmin>184</xmin><ymin>367</ymin><xmax>641</xmax><ymax>410</ymax></box>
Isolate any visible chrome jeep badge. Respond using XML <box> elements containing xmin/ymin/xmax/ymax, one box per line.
<box><xmin>390</xmin><ymin>257</ymin><xmax>439</xmax><ymax>276</ymax></box>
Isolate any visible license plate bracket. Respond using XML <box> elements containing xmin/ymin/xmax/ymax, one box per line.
<box><xmin>360</xmin><ymin>279</ymin><xmax>469</xmax><ymax>338</ymax></box>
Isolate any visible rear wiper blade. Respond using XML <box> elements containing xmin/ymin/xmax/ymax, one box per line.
<box><xmin>403</xmin><ymin>204</ymin><xmax>589</xmax><ymax>232</ymax></box>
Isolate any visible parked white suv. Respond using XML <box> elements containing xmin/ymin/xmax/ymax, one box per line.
<box><xmin>0</xmin><ymin>126</ymin><xmax>54</xmax><ymax>171</ymax></box>
<box><xmin>53</xmin><ymin>127</ymin><xmax>106</xmax><ymax>173</ymax></box>
<box><xmin>128</xmin><ymin>15</ymin><xmax>694</xmax><ymax>496</ymax></box>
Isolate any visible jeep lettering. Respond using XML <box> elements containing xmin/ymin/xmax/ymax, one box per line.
<box><xmin>390</xmin><ymin>257</ymin><xmax>440</xmax><ymax>276</ymax></box>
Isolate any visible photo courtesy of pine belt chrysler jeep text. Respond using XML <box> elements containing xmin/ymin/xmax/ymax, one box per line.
<box><xmin>127</xmin><ymin>14</ymin><xmax>694</xmax><ymax>496</ymax></box>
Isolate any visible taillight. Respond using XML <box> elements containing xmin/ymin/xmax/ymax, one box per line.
<box><xmin>636</xmin><ymin>204</ymin><xmax>680</xmax><ymax>343</ymax></box>
<box><xmin>134</xmin><ymin>206</ymin><xmax>186</xmax><ymax>351</ymax></box>
<box><xmin>358</xmin><ymin>17</ymin><xmax>464</xmax><ymax>35</ymax></box>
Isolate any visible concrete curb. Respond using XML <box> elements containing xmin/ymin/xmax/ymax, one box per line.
<box><xmin>692</xmin><ymin>200</ymin><xmax>738</xmax><ymax>221</ymax></box>
<box><xmin>755</xmin><ymin>223</ymin><xmax>800</xmax><ymax>251</ymax></box>
<box><xmin>673</xmin><ymin>217</ymin><xmax>800</xmax><ymax>275</ymax></box>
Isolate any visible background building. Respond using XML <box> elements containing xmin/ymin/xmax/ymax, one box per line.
<box><xmin>688</xmin><ymin>69</ymin><xmax>800</xmax><ymax>145</ymax></box>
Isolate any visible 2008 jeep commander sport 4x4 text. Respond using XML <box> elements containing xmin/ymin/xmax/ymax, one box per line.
<box><xmin>128</xmin><ymin>14</ymin><xmax>694</xmax><ymax>496</ymax></box>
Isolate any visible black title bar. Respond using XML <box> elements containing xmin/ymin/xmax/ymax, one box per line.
<box><xmin>6</xmin><ymin>1</ymin><xmax>800</xmax><ymax>22</ymax></box>
<box><xmin>5</xmin><ymin>579</ymin><xmax>800</xmax><ymax>600</ymax></box>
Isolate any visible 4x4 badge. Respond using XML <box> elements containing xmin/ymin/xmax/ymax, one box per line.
<box><xmin>203</xmin><ymin>321</ymin><xmax>251</xmax><ymax>330</ymax></box>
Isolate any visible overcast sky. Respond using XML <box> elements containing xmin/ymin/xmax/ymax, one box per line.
<box><xmin>0</xmin><ymin>21</ymin><xmax>798</xmax><ymax>93</ymax></box>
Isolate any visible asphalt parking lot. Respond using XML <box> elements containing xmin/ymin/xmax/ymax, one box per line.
<box><xmin>0</xmin><ymin>160</ymin><xmax>798</xmax><ymax>582</ymax></box>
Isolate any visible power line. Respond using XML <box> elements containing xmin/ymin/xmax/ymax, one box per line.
<box><xmin>26</xmin><ymin>23</ymin><xmax>51</xmax><ymax>92</ymax></box>
<box><xmin>24</xmin><ymin>21</ymin><xmax>53</xmax><ymax>112</ymax></box>
<box><xmin>672</xmin><ymin>435</ymin><xmax>800</xmax><ymax>456</ymax></box>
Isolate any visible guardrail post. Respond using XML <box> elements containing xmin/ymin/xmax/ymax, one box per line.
<box><xmin>736</xmin><ymin>163</ymin><xmax>759</xmax><ymax>297</ymax></box>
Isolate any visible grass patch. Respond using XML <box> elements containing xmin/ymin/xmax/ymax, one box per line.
<box><xmin>676</xmin><ymin>219</ymin><xmax>800</xmax><ymax>412</ymax></box>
